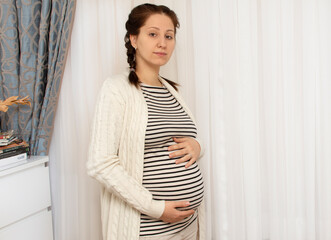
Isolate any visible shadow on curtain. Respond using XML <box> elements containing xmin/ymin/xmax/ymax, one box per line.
<box><xmin>0</xmin><ymin>0</ymin><xmax>76</xmax><ymax>155</ymax></box>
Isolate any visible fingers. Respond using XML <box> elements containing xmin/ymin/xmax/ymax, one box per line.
<box><xmin>178</xmin><ymin>209</ymin><xmax>195</xmax><ymax>220</ymax></box>
<box><xmin>172</xmin><ymin>201</ymin><xmax>195</xmax><ymax>219</ymax></box>
<box><xmin>160</xmin><ymin>201</ymin><xmax>195</xmax><ymax>223</ymax></box>
<box><xmin>168</xmin><ymin>142</ymin><xmax>185</xmax><ymax>151</ymax></box>
<box><xmin>168</xmin><ymin>137</ymin><xmax>199</xmax><ymax>168</ymax></box>
<box><xmin>168</xmin><ymin>137</ymin><xmax>193</xmax><ymax>151</ymax></box>
<box><xmin>185</xmin><ymin>158</ymin><xmax>196</xmax><ymax>168</ymax></box>
<box><xmin>168</xmin><ymin>144</ymin><xmax>194</xmax><ymax>167</ymax></box>
<box><xmin>169</xmin><ymin>150</ymin><xmax>195</xmax><ymax>167</ymax></box>
<box><xmin>169</xmin><ymin>149</ymin><xmax>186</xmax><ymax>158</ymax></box>
<box><xmin>173</xmin><ymin>137</ymin><xmax>187</xmax><ymax>143</ymax></box>
<box><xmin>175</xmin><ymin>154</ymin><xmax>193</xmax><ymax>166</ymax></box>
<box><xmin>173</xmin><ymin>201</ymin><xmax>190</xmax><ymax>208</ymax></box>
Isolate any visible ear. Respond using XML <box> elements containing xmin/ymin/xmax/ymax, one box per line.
<box><xmin>129</xmin><ymin>35</ymin><xmax>137</xmax><ymax>49</ymax></box>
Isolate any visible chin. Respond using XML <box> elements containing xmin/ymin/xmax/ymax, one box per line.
<box><xmin>155</xmin><ymin>61</ymin><xmax>170</xmax><ymax>67</ymax></box>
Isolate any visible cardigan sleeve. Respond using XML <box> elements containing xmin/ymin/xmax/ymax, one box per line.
<box><xmin>87</xmin><ymin>78</ymin><xmax>165</xmax><ymax>219</ymax></box>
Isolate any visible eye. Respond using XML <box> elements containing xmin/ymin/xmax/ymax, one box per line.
<box><xmin>166</xmin><ymin>35</ymin><xmax>174</xmax><ymax>40</ymax></box>
<box><xmin>149</xmin><ymin>32</ymin><xmax>157</xmax><ymax>37</ymax></box>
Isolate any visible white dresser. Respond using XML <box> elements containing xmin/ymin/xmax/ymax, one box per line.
<box><xmin>0</xmin><ymin>156</ymin><xmax>53</xmax><ymax>240</ymax></box>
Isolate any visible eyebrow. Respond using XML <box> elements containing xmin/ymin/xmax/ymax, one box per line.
<box><xmin>147</xmin><ymin>27</ymin><xmax>174</xmax><ymax>32</ymax></box>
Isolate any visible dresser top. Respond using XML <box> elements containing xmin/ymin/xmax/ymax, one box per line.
<box><xmin>0</xmin><ymin>156</ymin><xmax>49</xmax><ymax>177</ymax></box>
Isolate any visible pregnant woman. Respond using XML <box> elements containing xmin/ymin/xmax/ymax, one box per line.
<box><xmin>87</xmin><ymin>3</ymin><xmax>205</xmax><ymax>240</ymax></box>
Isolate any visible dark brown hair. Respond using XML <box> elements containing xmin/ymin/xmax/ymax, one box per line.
<box><xmin>124</xmin><ymin>3</ymin><xmax>180</xmax><ymax>90</ymax></box>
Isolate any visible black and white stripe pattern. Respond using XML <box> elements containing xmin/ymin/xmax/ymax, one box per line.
<box><xmin>139</xmin><ymin>83</ymin><xmax>204</xmax><ymax>237</ymax></box>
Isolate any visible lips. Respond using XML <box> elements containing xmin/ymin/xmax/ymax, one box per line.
<box><xmin>154</xmin><ymin>52</ymin><xmax>167</xmax><ymax>56</ymax></box>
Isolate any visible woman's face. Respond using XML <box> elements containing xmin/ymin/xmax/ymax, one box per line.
<box><xmin>130</xmin><ymin>14</ymin><xmax>176</xmax><ymax>69</ymax></box>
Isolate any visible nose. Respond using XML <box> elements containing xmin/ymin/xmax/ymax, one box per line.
<box><xmin>157</xmin><ymin>36</ymin><xmax>166</xmax><ymax>48</ymax></box>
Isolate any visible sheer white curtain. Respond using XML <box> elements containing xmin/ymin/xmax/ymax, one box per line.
<box><xmin>49</xmin><ymin>1</ymin><xmax>130</xmax><ymax>239</ymax></box>
<box><xmin>49</xmin><ymin>0</ymin><xmax>331</xmax><ymax>239</ymax></box>
<box><xmin>191</xmin><ymin>0</ymin><xmax>331</xmax><ymax>239</ymax></box>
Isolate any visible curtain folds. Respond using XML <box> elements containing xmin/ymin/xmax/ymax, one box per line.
<box><xmin>49</xmin><ymin>0</ymin><xmax>330</xmax><ymax>239</ymax></box>
<box><xmin>191</xmin><ymin>0</ymin><xmax>331</xmax><ymax>239</ymax></box>
<box><xmin>0</xmin><ymin>0</ymin><xmax>76</xmax><ymax>155</ymax></box>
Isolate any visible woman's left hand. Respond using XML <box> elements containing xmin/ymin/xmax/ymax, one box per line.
<box><xmin>168</xmin><ymin>137</ymin><xmax>201</xmax><ymax>168</ymax></box>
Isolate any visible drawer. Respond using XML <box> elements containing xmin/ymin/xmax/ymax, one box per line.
<box><xmin>0</xmin><ymin>162</ymin><xmax>51</xmax><ymax>228</ymax></box>
<box><xmin>0</xmin><ymin>209</ymin><xmax>53</xmax><ymax>240</ymax></box>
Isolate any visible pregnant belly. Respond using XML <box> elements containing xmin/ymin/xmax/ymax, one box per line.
<box><xmin>142</xmin><ymin>160</ymin><xmax>204</xmax><ymax>211</ymax></box>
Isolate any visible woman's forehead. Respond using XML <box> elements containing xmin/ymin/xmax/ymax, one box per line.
<box><xmin>142</xmin><ymin>14</ymin><xmax>175</xmax><ymax>31</ymax></box>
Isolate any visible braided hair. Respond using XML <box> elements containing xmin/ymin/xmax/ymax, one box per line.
<box><xmin>124</xmin><ymin>3</ymin><xmax>179</xmax><ymax>90</ymax></box>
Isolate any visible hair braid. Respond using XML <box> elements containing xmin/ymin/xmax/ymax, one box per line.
<box><xmin>124</xmin><ymin>33</ymin><xmax>139</xmax><ymax>86</ymax></box>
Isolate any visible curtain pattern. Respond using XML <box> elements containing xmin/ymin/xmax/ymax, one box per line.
<box><xmin>0</xmin><ymin>0</ymin><xmax>76</xmax><ymax>155</ymax></box>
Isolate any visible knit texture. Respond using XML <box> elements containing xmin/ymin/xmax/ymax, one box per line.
<box><xmin>87</xmin><ymin>71</ymin><xmax>206</xmax><ymax>240</ymax></box>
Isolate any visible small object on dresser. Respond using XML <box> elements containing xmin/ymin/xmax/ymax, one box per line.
<box><xmin>0</xmin><ymin>136</ymin><xmax>18</xmax><ymax>146</ymax></box>
<box><xmin>0</xmin><ymin>130</ymin><xmax>18</xmax><ymax>146</ymax></box>
<box><xmin>0</xmin><ymin>139</ymin><xmax>30</xmax><ymax>171</ymax></box>
<box><xmin>0</xmin><ymin>129</ymin><xmax>14</xmax><ymax>139</ymax></box>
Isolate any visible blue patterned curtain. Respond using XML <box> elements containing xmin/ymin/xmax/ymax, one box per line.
<box><xmin>0</xmin><ymin>0</ymin><xmax>76</xmax><ymax>155</ymax></box>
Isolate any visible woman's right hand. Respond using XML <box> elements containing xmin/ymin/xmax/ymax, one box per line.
<box><xmin>159</xmin><ymin>201</ymin><xmax>195</xmax><ymax>223</ymax></box>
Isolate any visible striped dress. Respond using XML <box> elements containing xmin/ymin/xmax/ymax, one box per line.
<box><xmin>139</xmin><ymin>83</ymin><xmax>204</xmax><ymax>237</ymax></box>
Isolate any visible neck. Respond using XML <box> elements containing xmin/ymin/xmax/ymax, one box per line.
<box><xmin>135</xmin><ymin>63</ymin><xmax>162</xmax><ymax>87</ymax></box>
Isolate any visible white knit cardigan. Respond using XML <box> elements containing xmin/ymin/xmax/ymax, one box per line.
<box><xmin>87</xmin><ymin>71</ymin><xmax>206</xmax><ymax>240</ymax></box>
